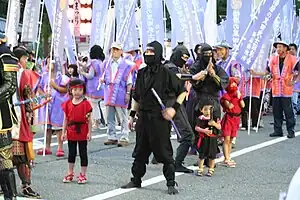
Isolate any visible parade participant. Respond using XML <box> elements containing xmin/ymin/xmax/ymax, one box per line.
<box><xmin>123</xmin><ymin>48</ymin><xmax>143</xmax><ymax>111</ymax></box>
<box><xmin>251</xmin><ymin>41</ymin><xmax>299</xmax><ymax>139</ymax></box>
<box><xmin>289</xmin><ymin>43</ymin><xmax>299</xmax><ymax>119</ymax></box>
<box><xmin>12</xmin><ymin>47</ymin><xmax>40</xmax><ymax>198</ymax></box>
<box><xmin>80</xmin><ymin>45</ymin><xmax>105</xmax><ymax>129</ymax></box>
<box><xmin>37</xmin><ymin>58</ymin><xmax>69</xmax><ymax>156</ymax></box>
<box><xmin>164</xmin><ymin>45</ymin><xmax>194</xmax><ymax>173</ymax></box>
<box><xmin>215</xmin><ymin>41</ymin><xmax>241</xmax><ymax>82</ymax></box>
<box><xmin>189</xmin><ymin>43</ymin><xmax>229</xmax><ymax>164</ymax></box>
<box><xmin>0</xmin><ymin>34</ymin><xmax>18</xmax><ymax>200</ymax></box>
<box><xmin>240</xmin><ymin>70</ymin><xmax>262</xmax><ymax>131</ymax></box>
<box><xmin>220</xmin><ymin>77</ymin><xmax>245</xmax><ymax>167</ymax></box>
<box><xmin>121</xmin><ymin>41</ymin><xmax>185</xmax><ymax>195</ymax></box>
<box><xmin>195</xmin><ymin>99</ymin><xmax>221</xmax><ymax>177</ymax></box>
<box><xmin>102</xmin><ymin>42</ymin><xmax>134</xmax><ymax>147</ymax></box>
<box><xmin>67</xmin><ymin>64</ymin><xmax>80</xmax><ymax>79</ymax></box>
<box><xmin>215</xmin><ymin>40</ymin><xmax>241</xmax><ymax>147</ymax></box>
<box><xmin>61</xmin><ymin>79</ymin><xmax>92</xmax><ymax>184</ymax></box>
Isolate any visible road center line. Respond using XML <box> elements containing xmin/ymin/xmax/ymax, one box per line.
<box><xmin>83</xmin><ymin>131</ymin><xmax>300</xmax><ymax>200</ymax></box>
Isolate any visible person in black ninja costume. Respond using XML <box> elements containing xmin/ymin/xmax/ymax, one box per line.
<box><xmin>189</xmin><ymin>43</ymin><xmax>229</xmax><ymax>166</ymax></box>
<box><xmin>122</xmin><ymin>41</ymin><xmax>187</xmax><ymax>194</ymax></box>
<box><xmin>163</xmin><ymin>45</ymin><xmax>194</xmax><ymax>173</ymax></box>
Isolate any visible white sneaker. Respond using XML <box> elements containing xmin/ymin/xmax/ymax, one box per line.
<box><xmin>240</xmin><ymin>127</ymin><xmax>246</xmax><ymax>131</ymax></box>
<box><xmin>252</xmin><ymin>127</ymin><xmax>258</xmax><ymax>132</ymax></box>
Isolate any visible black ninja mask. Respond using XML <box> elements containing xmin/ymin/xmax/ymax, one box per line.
<box><xmin>170</xmin><ymin>45</ymin><xmax>190</xmax><ymax>68</ymax></box>
<box><xmin>195</xmin><ymin>43</ymin><xmax>214</xmax><ymax>66</ymax></box>
<box><xmin>144</xmin><ymin>41</ymin><xmax>163</xmax><ymax>66</ymax></box>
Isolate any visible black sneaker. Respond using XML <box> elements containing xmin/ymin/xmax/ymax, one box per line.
<box><xmin>121</xmin><ymin>178</ymin><xmax>141</xmax><ymax>189</ymax></box>
<box><xmin>269</xmin><ymin>132</ymin><xmax>283</xmax><ymax>137</ymax></box>
<box><xmin>22</xmin><ymin>185</ymin><xmax>40</xmax><ymax>199</ymax></box>
<box><xmin>175</xmin><ymin>163</ymin><xmax>193</xmax><ymax>173</ymax></box>
<box><xmin>287</xmin><ymin>133</ymin><xmax>295</xmax><ymax>139</ymax></box>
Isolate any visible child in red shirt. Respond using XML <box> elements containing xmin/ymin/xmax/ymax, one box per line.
<box><xmin>221</xmin><ymin>77</ymin><xmax>245</xmax><ymax>167</ymax></box>
<box><xmin>61</xmin><ymin>79</ymin><xmax>92</xmax><ymax>184</ymax></box>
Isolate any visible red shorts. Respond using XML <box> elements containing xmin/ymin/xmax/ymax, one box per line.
<box><xmin>221</xmin><ymin>114</ymin><xmax>240</xmax><ymax>138</ymax></box>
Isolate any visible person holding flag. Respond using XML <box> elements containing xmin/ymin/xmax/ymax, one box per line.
<box><xmin>250</xmin><ymin>41</ymin><xmax>299</xmax><ymax>139</ymax></box>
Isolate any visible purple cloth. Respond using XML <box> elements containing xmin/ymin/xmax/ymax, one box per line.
<box><xmin>103</xmin><ymin>59</ymin><xmax>133</xmax><ymax>108</ymax></box>
<box><xmin>86</xmin><ymin>59</ymin><xmax>104</xmax><ymax>99</ymax></box>
<box><xmin>38</xmin><ymin>72</ymin><xmax>69</xmax><ymax>127</ymax></box>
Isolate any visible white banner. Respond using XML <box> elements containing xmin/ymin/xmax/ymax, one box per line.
<box><xmin>6</xmin><ymin>0</ymin><xmax>21</xmax><ymax>47</ymax></box>
<box><xmin>21</xmin><ymin>0</ymin><xmax>40</xmax><ymax>42</ymax></box>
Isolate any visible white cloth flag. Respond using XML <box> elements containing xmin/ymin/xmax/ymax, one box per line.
<box><xmin>204</xmin><ymin>0</ymin><xmax>217</xmax><ymax>45</ymax></box>
<box><xmin>21</xmin><ymin>0</ymin><xmax>40</xmax><ymax>42</ymax></box>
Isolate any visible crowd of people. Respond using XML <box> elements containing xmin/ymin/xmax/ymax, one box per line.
<box><xmin>0</xmin><ymin>30</ymin><xmax>299</xmax><ymax>199</ymax></box>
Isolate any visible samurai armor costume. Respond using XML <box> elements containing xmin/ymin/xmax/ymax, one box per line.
<box><xmin>0</xmin><ymin>35</ymin><xmax>19</xmax><ymax>200</ymax></box>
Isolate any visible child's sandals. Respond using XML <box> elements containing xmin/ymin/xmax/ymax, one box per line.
<box><xmin>222</xmin><ymin>160</ymin><xmax>236</xmax><ymax>168</ymax></box>
<box><xmin>196</xmin><ymin>167</ymin><xmax>204</xmax><ymax>177</ymax></box>
<box><xmin>206</xmin><ymin>168</ymin><xmax>214</xmax><ymax>177</ymax></box>
<box><xmin>63</xmin><ymin>173</ymin><xmax>74</xmax><ymax>183</ymax></box>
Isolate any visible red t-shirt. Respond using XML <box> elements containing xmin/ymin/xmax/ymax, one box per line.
<box><xmin>61</xmin><ymin>99</ymin><xmax>92</xmax><ymax>141</ymax></box>
<box><xmin>220</xmin><ymin>93</ymin><xmax>242</xmax><ymax>114</ymax></box>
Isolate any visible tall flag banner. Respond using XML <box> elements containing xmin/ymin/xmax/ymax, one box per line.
<box><xmin>45</xmin><ymin>0</ymin><xmax>68</xmax><ymax>72</ymax></box>
<box><xmin>21</xmin><ymin>0</ymin><xmax>40</xmax><ymax>42</ymax></box>
<box><xmin>191</xmin><ymin>0</ymin><xmax>206</xmax><ymax>42</ymax></box>
<box><xmin>140</xmin><ymin>0</ymin><xmax>164</xmax><ymax>49</ymax></box>
<box><xmin>280</xmin><ymin>0</ymin><xmax>293</xmax><ymax>43</ymax></box>
<box><xmin>165</xmin><ymin>0</ymin><xmax>203</xmax><ymax>49</ymax></box>
<box><xmin>103</xmin><ymin>8</ymin><xmax>115</xmax><ymax>56</ymax></box>
<box><xmin>204</xmin><ymin>0</ymin><xmax>217</xmax><ymax>45</ymax></box>
<box><xmin>5</xmin><ymin>0</ymin><xmax>20</xmax><ymax>47</ymax></box>
<box><xmin>45</xmin><ymin>0</ymin><xmax>76</xmax><ymax>65</ymax></box>
<box><xmin>89</xmin><ymin>0</ymin><xmax>110</xmax><ymax>49</ymax></box>
<box><xmin>226</xmin><ymin>0</ymin><xmax>252</xmax><ymax>49</ymax></box>
<box><xmin>234</xmin><ymin>0</ymin><xmax>289</xmax><ymax>71</ymax></box>
<box><xmin>115</xmin><ymin>0</ymin><xmax>139</xmax><ymax>52</ymax></box>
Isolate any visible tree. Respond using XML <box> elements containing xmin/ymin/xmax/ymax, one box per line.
<box><xmin>40</xmin><ymin>7</ymin><xmax>51</xmax><ymax>57</ymax></box>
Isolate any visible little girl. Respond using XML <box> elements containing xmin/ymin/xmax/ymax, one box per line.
<box><xmin>195</xmin><ymin>99</ymin><xmax>221</xmax><ymax>177</ymax></box>
<box><xmin>221</xmin><ymin>77</ymin><xmax>245</xmax><ymax>167</ymax></box>
<box><xmin>61</xmin><ymin>79</ymin><xmax>92</xmax><ymax>184</ymax></box>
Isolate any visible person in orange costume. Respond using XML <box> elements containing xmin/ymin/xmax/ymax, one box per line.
<box><xmin>220</xmin><ymin>77</ymin><xmax>245</xmax><ymax>167</ymax></box>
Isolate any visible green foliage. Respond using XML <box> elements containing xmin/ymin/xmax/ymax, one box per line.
<box><xmin>40</xmin><ymin>7</ymin><xmax>51</xmax><ymax>57</ymax></box>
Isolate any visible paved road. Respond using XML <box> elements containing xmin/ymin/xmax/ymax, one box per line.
<box><xmin>1</xmin><ymin>115</ymin><xmax>300</xmax><ymax>200</ymax></box>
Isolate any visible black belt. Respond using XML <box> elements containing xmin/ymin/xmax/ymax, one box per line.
<box><xmin>226</xmin><ymin>112</ymin><xmax>241</xmax><ymax>117</ymax></box>
<box><xmin>68</xmin><ymin>121</ymin><xmax>84</xmax><ymax>134</ymax></box>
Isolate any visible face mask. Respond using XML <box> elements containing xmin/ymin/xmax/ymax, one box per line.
<box><xmin>227</xmin><ymin>85</ymin><xmax>238</xmax><ymax>94</ymax></box>
<box><xmin>144</xmin><ymin>55</ymin><xmax>156</xmax><ymax>65</ymax></box>
<box><xmin>177</xmin><ymin>58</ymin><xmax>186</xmax><ymax>68</ymax></box>
<box><xmin>202</xmin><ymin>56</ymin><xmax>211</xmax><ymax>64</ymax></box>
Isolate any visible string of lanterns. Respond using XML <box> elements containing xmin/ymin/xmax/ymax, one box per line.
<box><xmin>68</xmin><ymin>0</ymin><xmax>92</xmax><ymax>36</ymax></box>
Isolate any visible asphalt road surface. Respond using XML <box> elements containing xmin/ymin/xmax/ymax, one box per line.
<box><xmin>1</xmin><ymin>115</ymin><xmax>299</xmax><ymax>200</ymax></box>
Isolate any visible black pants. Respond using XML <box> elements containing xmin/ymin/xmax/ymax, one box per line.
<box><xmin>173</xmin><ymin>104</ymin><xmax>193</xmax><ymax>165</ymax></box>
<box><xmin>272</xmin><ymin>97</ymin><xmax>295</xmax><ymax>134</ymax></box>
<box><xmin>0</xmin><ymin>169</ymin><xmax>17</xmax><ymax>198</ymax></box>
<box><xmin>68</xmin><ymin>140</ymin><xmax>88</xmax><ymax>167</ymax></box>
<box><xmin>241</xmin><ymin>97</ymin><xmax>260</xmax><ymax>127</ymax></box>
<box><xmin>131</xmin><ymin>112</ymin><xmax>175</xmax><ymax>186</ymax></box>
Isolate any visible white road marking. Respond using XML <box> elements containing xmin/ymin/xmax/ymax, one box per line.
<box><xmin>82</xmin><ymin>131</ymin><xmax>300</xmax><ymax>200</ymax></box>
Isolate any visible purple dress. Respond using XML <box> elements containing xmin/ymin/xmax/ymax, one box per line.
<box><xmin>38</xmin><ymin>72</ymin><xmax>70</xmax><ymax>127</ymax></box>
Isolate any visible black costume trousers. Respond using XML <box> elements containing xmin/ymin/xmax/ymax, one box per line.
<box><xmin>241</xmin><ymin>97</ymin><xmax>260</xmax><ymax>127</ymax></box>
<box><xmin>272</xmin><ymin>97</ymin><xmax>295</xmax><ymax>134</ymax></box>
<box><xmin>131</xmin><ymin>112</ymin><xmax>176</xmax><ymax>186</ymax></box>
<box><xmin>173</xmin><ymin>104</ymin><xmax>193</xmax><ymax>164</ymax></box>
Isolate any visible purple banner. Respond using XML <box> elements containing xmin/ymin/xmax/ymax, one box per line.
<box><xmin>226</xmin><ymin>0</ymin><xmax>252</xmax><ymax>49</ymax></box>
<box><xmin>45</xmin><ymin>0</ymin><xmax>76</xmax><ymax>66</ymax></box>
<box><xmin>115</xmin><ymin>0</ymin><xmax>139</xmax><ymax>52</ymax></box>
<box><xmin>235</xmin><ymin>0</ymin><xmax>288</xmax><ymax>71</ymax></box>
<box><xmin>89</xmin><ymin>0</ymin><xmax>109</xmax><ymax>49</ymax></box>
<box><xmin>165</xmin><ymin>0</ymin><xmax>203</xmax><ymax>49</ymax></box>
<box><xmin>280</xmin><ymin>0</ymin><xmax>293</xmax><ymax>43</ymax></box>
<box><xmin>191</xmin><ymin>0</ymin><xmax>206</xmax><ymax>42</ymax></box>
<box><xmin>140</xmin><ymin>0</ymin><xmax>164</xmax><ymax>50</ymax></box>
